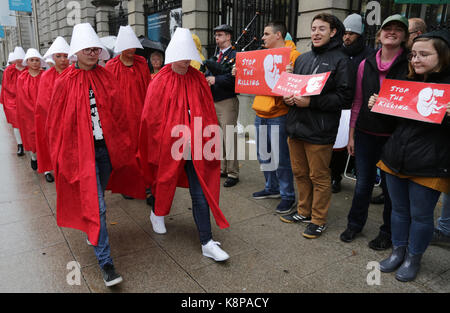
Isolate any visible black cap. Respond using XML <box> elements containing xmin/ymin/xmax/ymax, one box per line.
<box><xmin>214</xmin><ymin>24</ymin><xmax>233</xmax><ymax>35</ymax></box>
<box><xmin>415</xmin><ymin>29</ymin><xmax>450</xmax><ymax>47</ymax></box>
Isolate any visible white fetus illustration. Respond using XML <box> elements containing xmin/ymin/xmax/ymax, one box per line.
<box><xmin>263</xmin><ymin>54</ymin><xmax>281</xmax><ymax>89</ymax></box>
<box><xmin>416</xmin><ymin>87</ymin><xmax>445</xmax><ymax>117</ymax></box>
<box><xmin>305</xmin><ymin>76</ymin><xmax>325</xmax><ymax>94</ymax></box>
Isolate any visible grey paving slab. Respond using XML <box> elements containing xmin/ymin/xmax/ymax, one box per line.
<box><xmin>189</xmin><ymin>249</ymin><xmax>309</xmax><ymax>293</ymax></box>
<box><xmin>0</xmin><ymin>243</ymin><xmax>90</xmax><ymax>293</ymax></box>
<box><xmin>61</xmin><ymin>204</ymin><xmax>157</xmax><ymax>268</ymax></box>
<box><xmin>0</xmin><ymin>194</ymin><xmax>53</xmax><ymax>226</ymax></box>
<box><xmin>0</xmin><ymin>215</ymin><xmax>66</xmax><ymax>258</ymax></box>
<box><xmin>81</xmin><ymin>246</ymin><xmax>205</xmax><ymax>293</ymax></box>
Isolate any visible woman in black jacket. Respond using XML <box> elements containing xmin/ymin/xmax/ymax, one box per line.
<box><xmin>373</xmin><ymin>30</ymin><xmax>450</xmax><ymax>282</ymax></box>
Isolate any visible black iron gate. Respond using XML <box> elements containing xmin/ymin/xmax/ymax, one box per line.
<box><xmin>108</xmin><ymin>1</ymin><xmax>128</xmax><ymax>36</ymax></box>
<box><xmin>207</xmin><ymin>0</ymin><xmax>298</xmax><ymax>57</ymax></box>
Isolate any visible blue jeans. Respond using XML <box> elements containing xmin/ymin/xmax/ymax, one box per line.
<box><xmin>185</xmin><ymin>160</ymin><xmax>213</xmax><ymax>245</ymax></box>
<box><xmin>386</xmin><ymin>173</ymin><xmax>441</xmax><ymax>255</ymax></box>
<box><xmin>93</xmin><ymin>146</ymin><xmax>113</xmax><ymax>268</ymax></box>
<box><xmin>254</xmin><ymin>114</ymin><xmax>295</xmax><ymax>201</ymax></box>
<box><xmin>347</xmin><ymin>130</ymin><xmax>392</xmax><ymax>234</ymax></box>
<box><xmin>437</xmin><ymin>193</ymin><xmax>450</xmax><ymax>236</ymax></box>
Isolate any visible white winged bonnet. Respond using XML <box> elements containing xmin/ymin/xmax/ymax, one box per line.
<box><xmin>164</xmin><ymin>28</ymin><xmax>202</xmax><ymax>65</ymax></box>
<box><xmin>114</xmin><ymin>25</ymin><xmax>143</xmax><ymax>53</ymax></box>
<box><xmin>68</xmin><ymin>23</ymin><xmax>109</xmax><ymax>62</ymax></box>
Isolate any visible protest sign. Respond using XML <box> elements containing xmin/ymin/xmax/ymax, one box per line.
<box><xmin>271</xmin><ymin>71</ymin><xmax>331</xmax><ymax>97</ymax></box>
<box><xmin>372</xmin><ymin>79</ymin><xmax>449</xmax><ymax>124</ymax></box>
<box><xmin>235</xmin><ymin>47</ymin><xmax>290</xmax><ymax>96</ymax></box>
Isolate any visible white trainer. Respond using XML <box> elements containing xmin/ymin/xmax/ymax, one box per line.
<box><xmin>202</xmin><ymin>240</ymin><xmax>230</xmax><ymax>262</ymax></box>
<box><xmin>150</xmin><ymin>210</ymin><xmax>167</xmax><ymax>234</ymax></box>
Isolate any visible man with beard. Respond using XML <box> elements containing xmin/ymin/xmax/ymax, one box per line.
<box><xmin>330</xmin><ymin>14</ymin><xmax>375</xmax><ymax>193</ymax></box>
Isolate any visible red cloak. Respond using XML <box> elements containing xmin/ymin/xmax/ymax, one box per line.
<box><xmin>138</xmin><ymin>65</ymin><xmax>229</xmax><ymax>229</ymax></box>
<box><xmin>35</xmin><ymin>67</ymin><xmax>63</xmax><ymax>172</ymax></box>
<box><xmin>16</xmin><ymin>69</ymin><xmax>43</xmax><ymax>153</ymax></box>
<box><xmin>0</xmin><ymin>64</ymin><xmax>23</xmax><ymax>128</ymax></box>
<box><xmin>46</xmin><ymin>64</ymin><xmax>147</xmax><ymax>245</ymax></box>
<box><xmin>105</xmin><ymin>54</ymin><xmax>151</xmax><ymax>148</ymax></box>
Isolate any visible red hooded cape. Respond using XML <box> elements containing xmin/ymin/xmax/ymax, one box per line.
<box><xmin>0</xmin><ymin>64</ymin><xmax>23</xmax><ymax>128</ymax></box>
<box><xmin>35</xmin><ymin>67</ymin><xmax>63</xmax><ymax>172</ymax></box>
<box><xmin>46</xmin><ymin>64</ymin><xmax>147</xmax><ymax>245</ymax></box>
<box><xmin>138</xmin><ymin>65</ymin><xmax>229</xmax><ymax>229</ymax></box>
<box><xmin>16</xmin><ymin>69</ymin><xmax>43</xmax><ymax>153</ymax></box>
<box><xmin>105</xmin><ymin>54</ymin><xmax>151</xmax><ymax>148</ymax></box>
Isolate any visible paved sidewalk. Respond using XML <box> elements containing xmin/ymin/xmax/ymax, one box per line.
<box><xmin>0</xmin><ymin>112</ymin><xmax>448</xmax><ymax>293</ymax></box>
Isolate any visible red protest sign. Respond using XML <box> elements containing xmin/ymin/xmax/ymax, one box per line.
<box><xmin>235</xmin><ymin>47</ymin><xmax>291</xmax><ymax>96</ymax></box>
<box><xmin>372</xmin><ymin>79</ymin><xmax>449</xmax><ymax>124</ymax></box>
<box><xmin>271</xmin><ymin>72</ymin><xmax>331</xmax><ymax>97</ymax></box>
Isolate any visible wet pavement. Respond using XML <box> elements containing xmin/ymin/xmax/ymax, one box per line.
<box><xmin>0</xmin><ymin>109</ymin><xmax>449</xmax><ymax>293</ymax></box>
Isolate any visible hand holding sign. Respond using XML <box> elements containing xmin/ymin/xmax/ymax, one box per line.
<box><xmin>371</xmin><ymin>79</ymin><xmax>450</xmax><ymax>124</ymax></box>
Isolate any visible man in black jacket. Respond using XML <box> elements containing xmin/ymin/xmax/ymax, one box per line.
<box><xmin>205</xmin><ymin>24</ymin><xmax>240</xmax><ymax>187</ymax></box>
<box><xmin>330</xmin><ymin>13</ymin><xmax>375</xmax><ymax>194</ymax></box>
<box><xmin>280</xmin><ymin>13</ymin><xmax>354</xmax><ymax>239</ymax></box>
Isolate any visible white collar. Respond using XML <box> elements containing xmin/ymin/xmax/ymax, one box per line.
<box><xmin>219</xmin><ymin>46</ymin><xmax>232</xmax><ymax>54</ymax></box>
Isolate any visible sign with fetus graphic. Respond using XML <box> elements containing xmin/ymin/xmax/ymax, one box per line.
<box><xmin>235</xmin><ymin>47</ymin><xmax>291</xmax><ymax>96</ymax></box>
<box><xmin>271</xmin><ymin>72</ymin><xmax>331</xmax><ymax>97</ymax></box>
<box><xmin>372</xmin><ymin>79</ymin><xmax>449</xmax><ymax>124</ymax></box>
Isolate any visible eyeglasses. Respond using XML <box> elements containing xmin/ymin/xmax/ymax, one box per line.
<box><xmin>82</xmin><ymin>47</ymin><xmax>102</xmax><ymax>55</ymax></box>
<box><xmin>407</xmin><ymin>52</ymin><xmax>437</xmax><ymax>61</ymax></box>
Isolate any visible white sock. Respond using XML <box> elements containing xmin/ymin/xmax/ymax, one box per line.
<box><xmin>44</xmin><ymin>171</ymin><xmax>51</xmax><ymax>175</ymax></box>
<box><xmin>13</xmin><ymin>128</ymin><xmax>22</xmax><ymax>145</ymax></box>
<box><xmin>30</xmin><ymin>152</ymin><xmax>37</xmax><ymax>161</ymax></box>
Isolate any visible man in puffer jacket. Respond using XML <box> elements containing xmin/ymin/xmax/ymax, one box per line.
<box><xmin>280</xmin><ymin>13</ymin><xmax>354</xmax><ymax>239</ymax></box>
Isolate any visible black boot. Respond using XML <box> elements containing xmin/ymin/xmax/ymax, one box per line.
<box><xmin>395</xmin><ymin>251</ymin><xmax>423</xmax><ymax>282</ymax></box>
<box><xmin>17</xmin><ymin>144</ymin><xmax>24</xmax><ymax>156</ymax></box>
<box><xmin>379</xmin><ymin>246</ymin><xmax>406</xmax><ymax>273</ymax></box>
<box><xmin>30</xmin><ymin>159</ymin><xmax>38</xmax><ymax>171</ymax></box>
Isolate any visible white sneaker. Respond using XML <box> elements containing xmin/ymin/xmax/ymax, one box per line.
<box><xmin>150</xmin><ymin>210</ymin><xmax>166</xmax><ymax>234</ymax></box>
<box><xmin>202</xmin><ymin>240</ymin><xmax>230</xmax><ymax>262</ymax></box>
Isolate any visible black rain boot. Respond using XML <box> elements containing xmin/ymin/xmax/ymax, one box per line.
<box><xmin>379</xmin><ymin>246</ymin><xmax>407</xmax><ymax>273</ymax></box>
<box><xmin>17</xmin><ymin>144</ymin><xmax>24</xmax><ymax>156</ymax></box>
<box><xmin>395</xmin><ymin>251</ymin><xmax>423</xmax><ymax>282</ymax></box>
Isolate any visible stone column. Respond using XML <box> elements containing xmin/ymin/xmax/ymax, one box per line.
<box><xmin>92</xmin><ymin>0</ymin><xmax>119</xmax><ymax>37</ymax></box>
<box><xmin>296</xmin><ymin>0</ymin><xmax>350</xmax><ymax>53</ymax></box>
<box><xmin>128</xmin><ymin>0</ymin><xmax>146</xmax><ymax>37</ymax></box>
<box><xmin>182</xmin><ymin>0</ymin><xmax>208</xmax><ymax>57</ymax></box>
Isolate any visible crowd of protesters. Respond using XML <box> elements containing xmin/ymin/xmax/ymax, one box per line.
<box><xmin>0</xmin><ymin>11</ymin><xmax>449</xmax><ymax>287</ymax></box>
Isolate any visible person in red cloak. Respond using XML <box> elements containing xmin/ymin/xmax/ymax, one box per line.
<box><xmin>0</xmin><ymin>48</ymin><xmax>27</xmax><ymax>156</ymax></box>
<box><xmin>105</xmin><ymin>25</ymin><xmax>151</xmax><ymax>200</ymax></box>
<box><xmin>138</xmin><ymin>27</ymin><xmax>230</xmax><ymax>262</ymax></box>
<box><xmin>46</xmin><ymin>23</ymin><xmax>146</xmax><ymax>287</ymax></box>
<box><xmin>35</xmin><ymin>37</ymin><xmax>71</xmax><ymax>183</ymax></box>
<box><xmin>16</xmin><ymin>48</ymin><xmax>46</xmax><ymax>170</ymax></box>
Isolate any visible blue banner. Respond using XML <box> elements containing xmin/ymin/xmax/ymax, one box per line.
<box><xmin>0</xmin><ymin>26</ymin><xmax>4</xmax><ymax>38</ymax></box>
<box><xmin>8</xmin><ymin>0</ymin><xmax>32</xmax><ymax>12</ymax></box>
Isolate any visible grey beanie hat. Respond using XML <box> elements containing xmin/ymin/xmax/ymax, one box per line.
<box><xmin>343</xmin><ymin>13</ymin><xmax>363</xmax><ymax>35</ymax></box>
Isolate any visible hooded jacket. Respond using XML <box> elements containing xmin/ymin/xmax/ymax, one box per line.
<box><xmin>381</xmin><ymin>67</ymin><xmax>450</xmax><ymax>178</ymax></box>
<box><xmin>286</xmin><ymin>18</ymin><xmax>355</xmax><ymax>145</ymax></box>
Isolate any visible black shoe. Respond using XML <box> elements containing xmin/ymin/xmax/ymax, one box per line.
<box><xmin>122</xmin><ymin>194</ymin><xmax>134</xmax><ymax>200</ymax></box>
<box><xmin>224</xmin><ymin>177</ymin><xmax>239</xmax><ymax>187</ymax></box>
<box><xmin>44</xmin><ymin>173</ymin><xmax>54</xmax><ymax>183</ymax></box>
<box><xmin>379</xmin><ymin>246</ymin><xmax>407</xmax><ymax>273</ymax></box>
<box><xmin>100</xmin><ymin>263</ymin><xmax>123</xmax><ymax>287</ymax></box>
<box><xmin>17</xmin><ymin>144</ymin><xmax>24</xmax><ymax>156</ymax></box>
<box><xmin>369</xmin><ymin>232</ymin><xmax>392</xmax><ymax>250</ymax></box>
<box><xmin>146</xmin><ymin>194</ymin><xmax>155</xmax><ymax>207</ymax></box>
<box><xmin>275</xmin><ymin>199</ymin><xmax>296</xmax><ymax>214</ymax></box>
<box><xmin>371</xmin><ymin>193</ymin><xmax>385</xmax><ymax>204</ymax></box>
<box><xmin>395</xmin><ymin>251</ymin><xmax>422</xmax><ymax>282</ymax></box>
<box><xmin>430</xmin><ymin>228</ymin><xmax>450</xmax><ymax>247</ymax></box>
<box><xmin>220</xmin><ymin>172</ymin><xmax>227</xmax><ymax>178</ymax></box>
<box><xmin>340</xmin><ymin>228</ymin><xmax>360</xmax><ymax>243</ymax></box>
<box><xmin>303</xmin><ymin>223</ymin><xmax>327</xmax><ymax>239</ymax></box>
<box><xmin>331</xmin><ymin>180</ymin><xmax>341</xmax><ymax>193</ymax></box>
<box><xmin>31</xmin><ymin>159</ymin><xmax>38</xmax><ymax>171</ymax></box>
<box><xmin>280</xmin><ymin>211</ymin><xmax>311</xmax><ymax>224</ymax></box>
